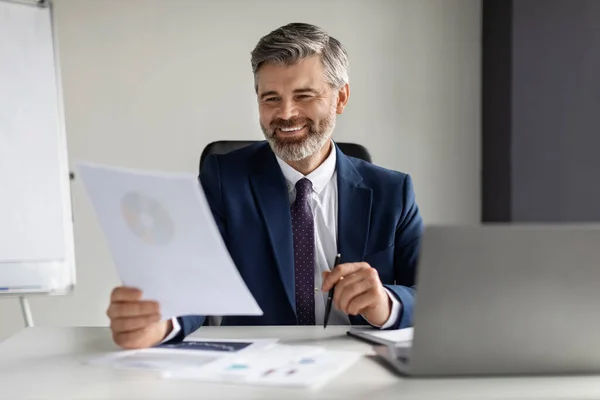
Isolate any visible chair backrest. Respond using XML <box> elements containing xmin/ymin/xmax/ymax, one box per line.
<box><xmin>199</xmin><ymin>140</ymin><xmax>372</xmax><ymax>172</ymax></box>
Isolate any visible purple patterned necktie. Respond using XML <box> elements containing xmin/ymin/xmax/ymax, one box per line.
<box><xmin>291</xmin><ymin>178</ymin><xmax>316</xmax><ymax>325</ymax></box>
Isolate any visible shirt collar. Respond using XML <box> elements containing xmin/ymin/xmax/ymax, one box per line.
<box><xmin>275</xmin><ymin>140</ymin><xmax>337</xmax><ymax>195</ymax></box>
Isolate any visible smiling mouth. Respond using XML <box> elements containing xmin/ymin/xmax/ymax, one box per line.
<box><xmin>276</xmin><ymin>126</ymin><xmax>306</xmax><ymax>134</ymax></box>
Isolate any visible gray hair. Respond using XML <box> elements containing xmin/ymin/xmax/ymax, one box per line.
<box><xmin>250</xmin><ymin>23</ymin><xmax>349</xmax><ymax>92</ymax></box>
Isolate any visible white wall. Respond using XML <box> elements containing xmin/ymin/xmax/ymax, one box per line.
<box><xmin>0</xmin><ymin>0</ymin><xmax>481</xmax><ymax>341</ymax></box>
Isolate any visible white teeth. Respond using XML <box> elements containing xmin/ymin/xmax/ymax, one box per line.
<box><xmin>280</xmin><ymin>126</ymin><xmax>304</xmax><ymax>132</ymax></box>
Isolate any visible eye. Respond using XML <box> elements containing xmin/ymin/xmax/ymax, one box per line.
<box><xmin>297</xmin><ymin>95</ymin><xmax>312</xmax><ymax>100</ymax></box>
<box><xmin>264</xmin><ymin>97</ymin><xmax>280</xmax><ymax>103</ymax></box>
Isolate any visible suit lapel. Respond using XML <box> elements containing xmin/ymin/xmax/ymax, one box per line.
<box><xmin>336</xmin><ymin>146</ymin><xmax>373</xmax><ymax>326</ymax></box>
<box><xmin>250</xmin><ymin>145</ymin><xmax>296</xmax><ymax>314</ymax></box>
<box><xmin>336</xmin><ymin>145</ymin><xmax>373</xmax><ymax>265</ymax></box>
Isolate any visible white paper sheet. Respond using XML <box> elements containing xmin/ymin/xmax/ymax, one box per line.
<box><xmin>78</xmin><ymin>163</ymin><xmax>262</xmax><ymax>319</ymax></box>
<box><xmin>0</xmin><ymin>1</ymin><xmax>66</xmax><ymax>262</ymax></box>
<box><xmin>163</xmin><ymin>344</ymin><xmax>361</xmax><ymax>389</ymax></box>
<box><xmin>372</xmin><ymin>327</ymin><xmax>413</xmax><ymax>342</ymax></box>
<box><xmin>90</xmin><ymin>338</ymin><xmax>278</xmax><ymax>372</ymax></box>
<box><xmin>348</xmin><ymin>327</ymin><xmax>413</xmax><ymax>347</ymax></box>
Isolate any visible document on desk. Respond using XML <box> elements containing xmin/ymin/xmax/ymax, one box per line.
<box><xmin>90</xmin><ymin>338</ymin><xmax>278</xmax><ymax>372</ymax></box>
<box><xmin>163</xmin><ymin>344</ymin><xmax>361</xmax><ymax>389</ymax></box>
<box><xmin>78</xmin><ymin>163</ymin><xmax>262</xmax><ymax>319</ymax></box>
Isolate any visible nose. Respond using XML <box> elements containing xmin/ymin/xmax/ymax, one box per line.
<box><xmin>276</xmin><ymin>99</ymin><xmax>299</xmax><ymax>121</ymax></box>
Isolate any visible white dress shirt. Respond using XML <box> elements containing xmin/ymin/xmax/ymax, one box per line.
<box><xmin>162</xmin><ymin>141</ymin><xmax>400</xmax><ymax>343</ymax></box>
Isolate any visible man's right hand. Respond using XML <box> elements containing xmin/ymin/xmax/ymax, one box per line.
<box><xmin>107</xmin><ymin>286</ymin><xmax>172</xmax><ymax>349</ymax></box>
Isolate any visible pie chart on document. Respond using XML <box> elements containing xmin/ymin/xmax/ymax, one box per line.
<box><xmin>120</xmin><ymin>192</ymin><xmax>175</xmax><ymax>246</ymax></box>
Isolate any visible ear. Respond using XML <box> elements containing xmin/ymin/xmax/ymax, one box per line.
<box><xmin>335</xmin><ymin>83</ymin><xmax>350</xmax><ymax>114</ymax></box>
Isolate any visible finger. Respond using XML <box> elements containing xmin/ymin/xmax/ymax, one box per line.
<box><xmin>331</xmin><ymin>272</ymin><xmax>366</xmax><ymax>304</ymax></box>
<box><xmin>333</xmin><ymin>271</ymin><xmax>366</xmax><ymax>291</ymax></box>
<box><xmin>113</xmin><ymin>325</ymin><xmax>157</xmax><ymax>349</ymax></box>
<box><xmin>325</xmin><ymin>263</ymin><xmax>364</xmax><ymax>287</ymax></box>
<box><xmin>322</xmin><ymin>262</ymin><xmax>369</xmax><ymax>291</ymax></box>
<box><xmin>337</xmin><ymin>280</ymin><xmax>373</xmax><ymax>314</ymax></box>
<box><xmin>110</xmin><ymin>314</ymin><xmax>161</xmax><ymax>334</ymax></box>
<box><xmin>347</xmin><ymin>291</ymin><xmax>378</xmax><ymax>316</ymax></box>
<box><xmin>111</xmin><ymin>287</ymin><xmax>142</xmax><ymax>302</ymax></box>
<box><xmin>107</xmin><ymin>301</ymin><xmax>160</xmax><ymax>319</ymax></box>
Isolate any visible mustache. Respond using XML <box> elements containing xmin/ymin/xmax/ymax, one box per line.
<box><xmin>270</xmin><ymin>117</ymin><xmax>313</xmax><ymax>131</ymax></box>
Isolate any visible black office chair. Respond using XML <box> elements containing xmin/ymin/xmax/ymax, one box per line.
<box><xmin>199</xmin><ymin>140</ymin><xmax>372</xmax><ymax>172</ymax></box>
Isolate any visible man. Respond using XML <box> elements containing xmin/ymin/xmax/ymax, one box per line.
<box><xmin>107</xmin><ymin>22</ymin><xmax>423</xmax><ymax>349</ymax></box>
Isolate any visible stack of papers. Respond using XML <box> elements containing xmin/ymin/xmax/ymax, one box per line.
<box><xmin>90</xmin><ymin>338</ymin><xmax>361</xmax><ymax>389</ymax></box>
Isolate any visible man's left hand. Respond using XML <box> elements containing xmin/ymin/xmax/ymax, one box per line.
<box><xmin>321</xmin><ymin>262</ymin><xmax>391</xmax><ymax>326</ymax></box>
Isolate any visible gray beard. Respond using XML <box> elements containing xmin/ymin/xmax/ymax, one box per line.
<box><xmin>261</xmin><ymin>110</ymin><xmax>337</xmax><ymax>162</ymax></box>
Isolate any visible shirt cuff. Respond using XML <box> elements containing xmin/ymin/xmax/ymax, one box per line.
<box><xmin>364</xmin><ymin>288</ymin><xmax>402</xmax><ymax>329</ymax></box>
<box><xmin>159</xmin><ymin>317</ymin><xmax>181</xmax><ymax>344</ymax></box>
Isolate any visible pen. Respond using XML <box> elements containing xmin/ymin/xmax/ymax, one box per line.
<box><xmin>324</xmin><ymin>253</ymin><xmax>341</xmax><ymax>329</ymax></box>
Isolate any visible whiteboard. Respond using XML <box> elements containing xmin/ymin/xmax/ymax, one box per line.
<box><xmin>0</xmin><ymin>0</ymin><xmax>75</xmax><ymax>294</ymax></box>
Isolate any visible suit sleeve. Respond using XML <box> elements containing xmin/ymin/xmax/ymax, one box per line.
<box><xmin>171</xmin><ymin>154</ymin><xmax>228</xmax><ymax>341</ymax></box>
<box><xmin>382</xmin><ymin>173</ymin><xmax>423</xmax><ymax>330</ymax></box>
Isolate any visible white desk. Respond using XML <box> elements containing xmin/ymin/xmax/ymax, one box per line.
<box><xmin>1</xmin><ymin>326</ymin><xmax>600</xmax><ymax>399</ymax></box>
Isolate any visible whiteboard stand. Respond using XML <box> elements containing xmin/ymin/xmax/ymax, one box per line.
<box><xmin>0</xmin><ymin>0</ymin><xmax>76</xmax><ymax>330</ymax></box>
<box><xmin>19</xmin><ymin>297</ymin><xmax>34</xmax><ymax>327</ymax></box>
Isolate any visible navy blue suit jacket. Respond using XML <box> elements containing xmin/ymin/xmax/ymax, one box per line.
<box><xmin>175</xmin><ymin>141</ymin><xmax>423</xmax><ymax>339</ymax></box>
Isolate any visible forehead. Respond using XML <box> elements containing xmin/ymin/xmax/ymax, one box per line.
<box><xmin>256</xmin><ymin>56</ymin><xmax>328</xmax><ymax>94</ymax></box>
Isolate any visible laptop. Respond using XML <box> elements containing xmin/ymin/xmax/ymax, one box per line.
<box><xmin>374</xmin><ymin>224</ymin><xmax>600</xmax><ymax>377</ymax></box>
